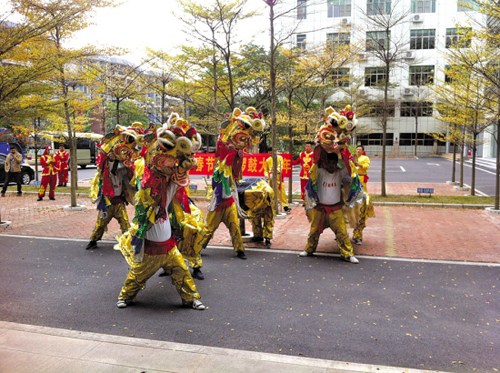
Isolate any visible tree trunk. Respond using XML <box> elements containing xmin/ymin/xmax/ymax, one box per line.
<box><xmin>268</xmin><ymin>4</ymin><xmax>279</xmax><ymax>212</ymax></box>
<box><xmin>287</xmin><ymin>92</ymin><xmax>293</xmax><ymax>204</ymax></box>
<box><xmin>471</xmin><ymin>133</ymin><xmax>477</xmax><ymax>196</ymax></box>
<box><xmin>452</xmin><ymin>142</ymin><xmax>457</xmax><ymax>183</ymax></box>
<box><xmin>116</xmin><ymin>100</ymin><xmax>121</xmax><ymax>125</ymax></box>
<box><xmin>495</xmin><ymin>113</ymin><xmax>499</xmax><ymax>210</ymax></box>
<box><xmin>414</xmin><ymin>114</ymin><xmax>418</xmax><ymax>157</ymax></box>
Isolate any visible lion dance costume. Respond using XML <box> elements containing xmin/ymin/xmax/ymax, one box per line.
<box><xmin>300</xmin><ymin>106</ymin><xmax>361</xmax><ymax>263</ymax></box>
<box><xmin>114</xmin><ymin>113</ymin><xmax>206</xmax><ymax>310</ymax></box>
<box><xmin>237</xmin><ymin>177</ymin><xmax>275</xmax><ymax>248</ymax></box>
<box><xmin>38</xmin><ymin>146</ymin><xmax>58</xmax><ymax>201</ymax></box>
<box><xmin>199</xmin><ymin>107</ymin><xmax>266</xmax><ymax>259</ymax></box>
<box><xmin>86</xmin><ymin>124</ymin><xmax>143</xmax><ymax>250</ymax></box>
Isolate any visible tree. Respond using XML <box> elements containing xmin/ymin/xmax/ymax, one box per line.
<box><xmin>87</xmin><ymin>56</ymin><xmax>149</xmax><ymax>129</ymax></box>
<box><xmin>360</xmin><ymin>0</ymin><xmax>411</xmax><ymax>197</ymax></box>
<box><xmin>16</xmin><ymin>0</ymin><xmax>114</xmax><ymax>208</ymax></box>
<box><xmin>177</xmin><ymin>0</ymin><xmax>256</xmax><ymax>111</ymax></box>
<box><xmin>448</xmin><ymin>0</ymin><xmax>500</xmax><ymax>208</ymax></box>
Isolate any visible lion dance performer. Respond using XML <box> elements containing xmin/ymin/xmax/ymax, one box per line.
<box><xmin>55</xmin><ymin>145</ymin><xmax>69</xmax><ymax>187</ymax></box>
<box><xmin>114</xmin><ymin>113</ymin><xmax>206</xmax><ymax>310</ymax></box>
<box><xmin>299</xmin><ymin>106</ymin><xmax>360</xmax><ymax>263</ymax></box>
<box><xmin>351</xmin><ymin>144</ymin><xmax>374</xmax><ymax>245</ymax></box>
<box><xmin>237</xmin><ymin>177</ymin><xmax>275</xmax><ymax>248</ymax></box>
<box><xmin>199</xmin><ymin>107</ymin><xmax>266</xmax><ymax>259</ymax></box>
<box><xmin>37</xmin><ymin>146</ymin><xmax>59</xmax><ymax>201</ymax></box>
<box><xmin>292</xmin><ymin>141</ymin><xmax>314</xmax><ymax>201</ymax></box>
<box><xmin>86</xmin><ymin>124</ymin><xmax>143</xmax><ymax>250</ymax></box>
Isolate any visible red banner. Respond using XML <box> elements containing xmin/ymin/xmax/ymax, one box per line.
<box><xmin>192</xmin><ymin>153</ymin><xmax>292</xmax><ymax>178</ymax></box>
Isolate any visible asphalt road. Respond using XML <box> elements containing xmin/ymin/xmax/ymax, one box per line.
<box><xmin>1</xmin><ymin>236</ymin><xmax>498</xmax><ymax>373</ymax></box>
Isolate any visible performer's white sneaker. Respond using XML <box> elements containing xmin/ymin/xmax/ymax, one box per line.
<box><xmin>183</xmin><ymin>299</ymin><xmax>206</xmax><ymax>310</ymax></box>
<box><xmin>116</xmin><ymin>300</ymin><xmax>131</xmax><ymax>308</ymax></box>
<box><xmin>299</xmin><ymin>250</ymin><xmax>313</xmax><ymax>257</ymax></box>
<box><xmin>348</xmin><ymin>256</ymin><xmax>359</xmax><ymax>264</ymax></box>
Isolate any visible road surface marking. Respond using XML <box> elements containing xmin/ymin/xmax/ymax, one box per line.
<box><xmin>400</xmin><ymin>166</ymin><xmax>406</xmax><ymax>172</ymax></box>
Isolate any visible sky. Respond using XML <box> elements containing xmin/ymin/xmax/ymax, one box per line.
<box><xmin>1</xmin><ymin>0</ymin><xmax>272</xmax><ymax>62</ymax></box>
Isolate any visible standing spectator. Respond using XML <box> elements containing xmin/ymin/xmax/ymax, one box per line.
<box><xmin>352</xmin><ymin>144</ymin><xmax>372</xmax><ymax>245</ymax></box>
<box><xmin>1</xmin><ymin>146</ymin><xmax>23</xmax><ymax>197</ymax></box>
<box><xmin>37</xmin><ymin>146</ymin><xmax>58</xmax><ymax>201</ymax></box>
<box><xmin>55</xmin><ymin>145</ymin><xmax>69</xmax><ymax>187</ymax></box>
<box><xmin>264</xmin><ymin>148</ymin><xmax>290</xmax><ymax>213</ymax></box>
<box><xmin>292</xmin><ymin>141</ymin><xmax>314</xmax><ymax>201</ymax></box>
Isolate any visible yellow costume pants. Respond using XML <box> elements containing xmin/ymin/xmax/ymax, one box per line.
<box><xmin>305</xmin><ymin>207</ymin><xmax>355</xmax><ymax>259</ymax></box>
<box><xmin>250</xmin><ymin>206</ymin><xmax>274</xmax><ymax>240</ymax></box>
<box><xmin>118</xmin><ymin>247</ymin><xmax>200</xmax><ymax>303</ymax></box>
<box><xmin>353</xmin><ymin>199</ymin><xmax>367</xmax><ymax>241</ymax></box>
<box><xmin>90</xmin><ymin>202</ymin><xmax>130</xmax><ymax>241</ymax></box>
<box><xmin>178</xmin><ymin>228</ymin><xmax>204</xmax><ymax>270</ymax></box>
<box><xmin>200</xmin><ymin>203</ymin><xmax>244</xmax><ymax>252</ymax></box>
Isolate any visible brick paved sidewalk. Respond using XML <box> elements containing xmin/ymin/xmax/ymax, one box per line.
<box><xmin>1</xmin><ymin>182</ymin><xmax>499</xmax><ymax>263</ymax></box>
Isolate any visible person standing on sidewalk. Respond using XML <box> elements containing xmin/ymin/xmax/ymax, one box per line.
<box><xmin>37</xmin><ymin>146</ymin><xmax>58</xmax><ymax>201</ymax></box>
<box><xmin>264</xmin><ymin>148</ymin><xmax>290</xmax><ymax>213</ymax></box>
<box><xmin>351</xmin><ymin>144</ymin><xmax>373</xmax><ymax>245</ymax></box>
<box><xmin>55</xmin><ymin>145</ymin><xmax>69</xmax><ymax>187</ymax></box>
<box><xmin>1</xmin><ymin>146</ymin><xmax>23</xmax><ymax>197</ymax></box>
<box><xmin>292</xmin><ymin>141</ymin><xmax>314</xmax><ymax>201</ymax></box>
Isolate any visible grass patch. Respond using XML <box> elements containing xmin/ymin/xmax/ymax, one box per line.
<box><xmin>371</xmin><ymin>194</ymin><xmax>495</xmax><ymax>205</ymax></box>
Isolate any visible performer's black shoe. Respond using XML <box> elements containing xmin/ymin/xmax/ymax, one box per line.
<box><xmin>284</xmin><ymin>206</ymin><xmax>291</xmax><ymax>213</ymax></box>
<box><xmin>236</xmin><ymin>251</ymin><xmax>247</xmax><ymax>260</ymax></box>
<box><xmin>251</xmin><ymin>236</ymin><xmax>263</xmax><ymax>242</ymax></box>
<box><xmin>57</xmin><ymin>184</ymin><xmax>62</xmax><ymax>187</ymax></box>
<box><xmin>37</xmin><ymin>197</ymin><xmax>43</xmax><ymax>201</ymax></box>
<box><xmin>192</xmin><ymin>268</ymin><xmax>205</xmax><ymax>280</ymax></box>
<box><xmin>265</xmin><ymin>239</ymin><xmax>271</xmax><ymax>248</ymax></box>
<box><xmin>85</xmin><ymin>240</ymin><xmax>97</xmax><ymax>250</ymax></box>
<box><xmin>49</xmin><ymin>197</ymin><xmax>55</xmax><ymax>200</ymax></box>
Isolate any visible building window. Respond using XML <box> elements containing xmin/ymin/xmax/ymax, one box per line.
<box><xmin>409</xmin><ymin>65</ymin><xmax>434</xmax><ymax>85</ymax></box>
<box><xmin>366</xmin><ymin>31</ymin><xmax>390</xmax><ymax>51</ymax></box>
<box><xmin>296</xmin><ymin>34</ymin><xmax>307</xmax><ymax>49</ymax></box>
<box><xmin>366</xmin><ymin>104</ymin><xmax>395</xmax><ymax>117</ymax></box>
<box><xmin>367</xmin><ymin>0</ymin><xmax>391</xmax><ymax>15</ymax></box>
<box><xmin>458</xmin><ymin>0</ymin><xmax>479</xmax><ymax>12</ymax></box>
<box><xmin>446</xmin><ymin>27</ymin><xmax>472</xmax><ymax>48</ymax></box>
<box><xmin>327</xmin><ymin>32</ymin><xmax>351</xmax><ymax>47</ymax></box>
<box><xmin>356</xmin><ymin>133</ymin><xmax>394</xmax><ymax>146</ymax></box>
<box><xmin>411</xmin><ymin>0</ymin><xmax>436</xmax><ymax>13</ymax></box>
<box><xmin>327</xmin><ymin>0</ymin><xmax>351</xmax><ymax>18</ymax></box>
<box><xmin>365</xmin><ymin>67</ymin><xmax>387</xmax><ymax>86</ymax></box>
<box><xmin>331</xmin><ymin>68</ymin><xmax>350</xmax><ymax>87</ymax></box>
<box><xmin>297</xmin><ymin>0</ymin><xmax>307</xmax><ymax>19</ymax></box>
<box><xmin>400</xmin><ymin>101</ymin><xmax>433</xmax><ymax>117</ymax></box>
<box><xmin>399</xmin><ymin>133</ymin><xmax>435</xmax><ymax>146</ymax></box>
<box><xmin>410</xmin><ymin>29</ymin><xmax>435</xmax><ymax>49</ymax></box>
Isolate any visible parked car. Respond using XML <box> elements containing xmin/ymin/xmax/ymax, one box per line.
<box><xmin>0</xmin><ymin>153</ymin><xmax>35</xmax><ymax>185</ymax></box>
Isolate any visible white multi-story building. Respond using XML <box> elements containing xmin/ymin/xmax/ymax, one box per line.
<box><xmin>279</xmin><ymin>0</ymin><xmax>496</xmax><ymax>157</ymax></box>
